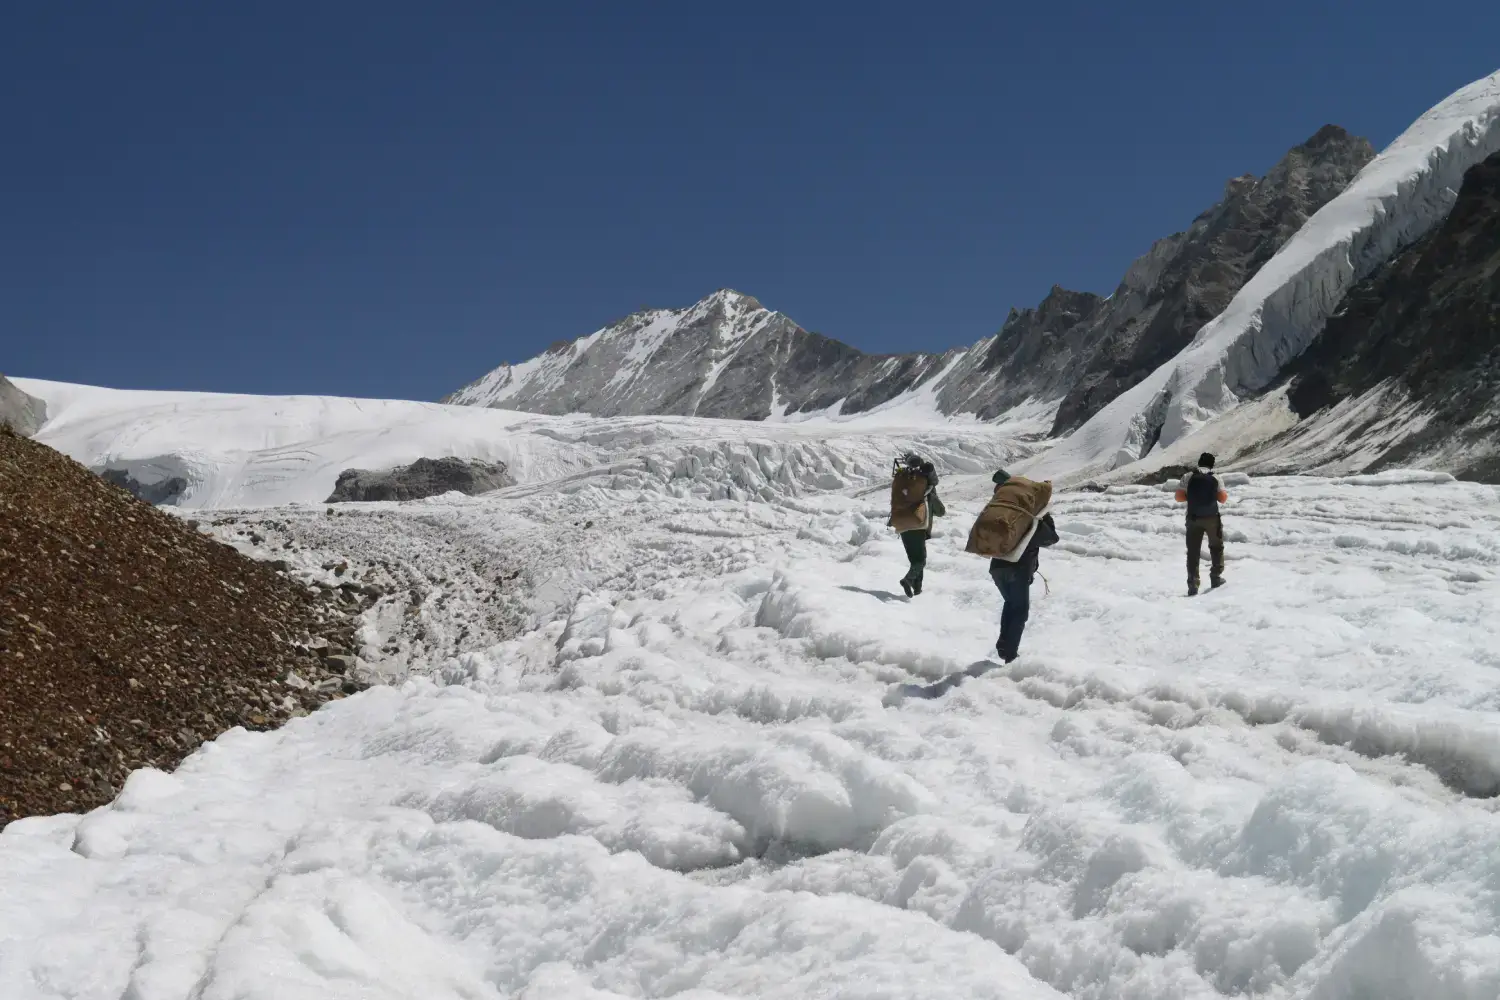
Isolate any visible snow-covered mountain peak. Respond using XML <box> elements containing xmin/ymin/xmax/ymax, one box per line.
<box><xmin>444</xmin><ymin>289</ymin><xmax>802</xmax><ymax>418</ymax></box>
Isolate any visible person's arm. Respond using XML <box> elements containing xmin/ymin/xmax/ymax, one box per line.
<box><xmin>1215</xmin><ymin>475</ymin><xmax>1227</xmax><ymax>503</ymax></box>
<box><xmin>1174</xmin><ymin>474</ymin><xmax>1188</xmax><ymax>503</ymax></box>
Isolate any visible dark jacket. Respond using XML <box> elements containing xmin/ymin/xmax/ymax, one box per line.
<box><xmin>990</xmin><ymin>513</ymin><xmax>1058</xmax><ymax>577</ymax></box>
<box><xmin>1176</xmin><ymin>470</ymin><xmax>1227</xmax><ymax>519</ymax></box>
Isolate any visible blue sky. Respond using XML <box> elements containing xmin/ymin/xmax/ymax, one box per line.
<box><xmin>3</xmin><ymin>3</ymin><xmax>1497</xmax><ymax>401</ymax></box>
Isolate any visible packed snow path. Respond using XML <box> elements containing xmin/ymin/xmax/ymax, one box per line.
<box><xmin>4</xmin><ymin>473</ymin><xmax>1500</xmax><ymax>999</ymax></box>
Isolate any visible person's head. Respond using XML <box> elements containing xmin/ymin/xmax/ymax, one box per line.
<box><xmin>902</xmin><ymin>451</ymin><xmax>923</xmax><ymax>468</ymax></box>
<box><xmin>992</xmin><ymin>469</ymin><xmax>1011</xmax><ymax>485</ymax></box>
<box><xmin>1198</xmin><ymin>453</ymin><xmax>1216</xmax><ymax>470</ymax></box>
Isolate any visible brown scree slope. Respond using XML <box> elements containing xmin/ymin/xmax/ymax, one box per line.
<box><xmin>0</xmin><ymin>426</ymin><xmax>361</xmax><ymax>827</ymax></box>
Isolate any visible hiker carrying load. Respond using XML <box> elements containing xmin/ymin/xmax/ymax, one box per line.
<box><xmin>1175</xmin><ymin>452</ymin><xmax>1228</xmax><ymax>596</ymax></box>
<box><xmin>965</xmin><ymin>469</ymin><xmax>1058</xmax><ymax>663</ymax></box>
<box><xmin>888</xmin><ymin>452</ymin><xmax>944</xmax><ymax>598</ymax></box>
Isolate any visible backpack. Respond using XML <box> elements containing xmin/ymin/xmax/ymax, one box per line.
<box><xmin>1183</xmin><ymin>471</ymin><xmax>1221</xmax><ymax>517</ymax></box>
<box><xmin>888</xmin><ymin>463</ymin><xmax>931</xmax><ymax>532</ymax></box>
<box><xmin>1034</xmin><ymin>513</ymin><xmax>1059</xmax><ymax>548</ymax></box>
<box><xmin>965</xmin><ymin>477</ymin><xmax>1053</xmax><ymax>560</ymax></box>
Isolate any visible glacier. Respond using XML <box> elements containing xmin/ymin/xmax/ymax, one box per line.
<box><xmin>5</xmin><ymin>386</ymin><xmax>1500</xmax><ymax>997</ymax></box>
<box><xmin>9</xmin><ymin>68</ymin><xmax>1500</xmax><ymax>1000</ymax></box>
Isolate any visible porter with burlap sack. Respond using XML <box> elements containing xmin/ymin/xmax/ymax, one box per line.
<box><xmin>888</xmin><ymin>463</ymin><xmax>931</xmax><ymax>533</ymax></box>
<box><xmin>965</xmin><ymin>476</ymin><xmax>1053</xmax><ymax>561</ymax></box>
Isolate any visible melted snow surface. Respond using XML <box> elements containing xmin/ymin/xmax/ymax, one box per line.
<box><xmin>4</xmin><ymin>442</ymin><xmax>1500</xmax><ymax>998</ymax></box>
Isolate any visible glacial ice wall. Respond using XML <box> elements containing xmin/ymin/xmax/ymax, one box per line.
<box><xmin>1029</xmin><ymin>69</ymin><xmax>1500</xmax><ymax>479</ymax></box>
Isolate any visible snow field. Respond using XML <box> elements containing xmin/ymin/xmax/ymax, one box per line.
<box><xmin>6</xmin><ymin>465</ymin><xmax>1500</xmax><ymax>998</ymax></box>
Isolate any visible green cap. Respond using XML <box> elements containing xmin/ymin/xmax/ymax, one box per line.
<box><xmin>992</xmin><ymin>469</ymin><xmax>1011</xmax><ymax>485</ymax></box>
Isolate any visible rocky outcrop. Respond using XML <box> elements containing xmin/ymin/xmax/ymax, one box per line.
<box><xmin>448</xmin><ymin>130</ymin><xmax>1373</xmax><ymax>426</ymax></box>
<box><xmin>99</xmin><ymin>468</ymin><xmax>189</xmax><ymax>506</ymax></box>
<box><xmin>0</xmin><ymin>375</ymin><xmax>46</xmax><ymax>436</ymax></box>
<box><xmin>1279</xmin><ymin>148</ymin><xmax>1500</xmax><ymax>480</ymax></box>
<box><xmin>325</xmin><ymin>457</ymin><xmax>515</xmax><ymax>503</ymax></box>
<box><xmin>1049</xmin><ymin>125</ymin><xmax>1376</xmax><ymax>434</ymax></box>
<box><xmin>0</xmin><ymin>426</ymin><xmax>365</xmax><ymax>827</ymax></box>
<box><xmin>931</xmin><ymin>285</ymin><xmax>1108</xmax><ymax>419</ymax></box>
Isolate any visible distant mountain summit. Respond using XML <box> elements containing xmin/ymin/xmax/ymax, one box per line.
<box><xmin>445</xmin><ymin>289</ymin><xmax>954</xmax><ymax>419</ymax></box>
<box><xmin>447</xmin><ymin>125</ymin><xmax>1375</xmax><ymax>425</ymax></box>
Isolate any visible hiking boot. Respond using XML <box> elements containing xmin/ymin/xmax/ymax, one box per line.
<box><xmin>1187</xmin><ymin>580</ymin><xmax>1199</xmax><ymax>597</ymax></box>
<box><xmin>911</xmin><ymin>579</ymin><xmax>923</xmax><ymax>596</ymax></box>
<box><xmin>900</xmin><ymin>578</ymin><xmax>914</xmax><ymax>598</ymax></box>
<box><xmin>1210</xmin><ymin>576</ymin><xmax>1225</xmax><ymax>590</ymax></box>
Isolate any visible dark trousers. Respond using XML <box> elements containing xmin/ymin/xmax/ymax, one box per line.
<box><xmin>1187</xmin><ymin>515</ymin><xmax>1224</xmax><ymax>585</ymax></box>
<box><xmin>989</xmin><ymin>562</ymin><xmax>1032</xmax><ymax>663</ymax></box>
<box><xmin>900</xmin><ymin>530</ymin><xmax>928</xmax><ymax>589</ymax></box>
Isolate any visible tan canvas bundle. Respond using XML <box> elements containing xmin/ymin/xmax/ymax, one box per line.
<box><xmin>888</xmin><ymin>467</ymin><xmax>930</xmax><ymax>532</ymax></box>
<box><xmin>965</xmin><ymin>477</ymin><xmax>1053</xmax><ymax>560</ymax></box>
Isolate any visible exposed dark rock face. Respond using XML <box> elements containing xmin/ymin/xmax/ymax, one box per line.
<box><xmin>325</xmin><ymin>457</ymin><xmax>516</xmax><ymax>503</ymax></box>
<box><xmin>933</xmin><ymin>286</ymin><xmax>1108</xmax><ymax>419</ymax></box>
<box><xmin>1279</xmin><ymin>149</ymin><xmax>1500</xmax><ymax>480</ymax></box>
<box><xmin>1049</xmin><ymin>125</ymin><xmax>1377</xmax><ymax>434</ymax></box>
<box><xmin>99</xmin><ymin>468</ymin><xmax>189</xmax><ymax>506</ymax></box>
<box><xmin>0</xmin><ymin>376</ymin><xmax>46</xmax><ymax>436</ymax></box>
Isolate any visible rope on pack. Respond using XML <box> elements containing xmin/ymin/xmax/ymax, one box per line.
<box><xmin>1038</xmin><ymin>570</ymin><xmax>1050</xmax><ymax>597</ymax></box>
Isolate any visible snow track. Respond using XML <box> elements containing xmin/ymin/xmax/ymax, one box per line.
<box><xmin>5</xmin><ymin>456</ymin><xmax>1500</xmax><ymax>999</ymax></box>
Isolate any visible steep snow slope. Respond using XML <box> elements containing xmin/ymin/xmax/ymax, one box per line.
<box><xmin>5</xmin><ymin>466</ymin><xmax>1500</xmax><ymax>999</ymax></box>
<box><xmin>1048</xmin><ymin>125</ymin><xmax>1375</xmax><ymax>434</ymax></box>
<box><xmin>13</xmin><ymin>378</ymin><xmax>1041</xmax><ymax>509</ymax></box>
<box><xmin>1027</xmin><ymin>69</ymin><xmax>1500</xmax><ymax>483</ymax></box>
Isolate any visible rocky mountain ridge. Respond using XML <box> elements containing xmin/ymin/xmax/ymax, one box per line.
<box><xmin>1271</xmin><ymin>148</ymin><xmax>1500</xmax><ymax>480</ymax></box>
<box><xmin>447</xmin><ymin>126</ymin><xmax>1376</xmax><ymax>429</ymax></box>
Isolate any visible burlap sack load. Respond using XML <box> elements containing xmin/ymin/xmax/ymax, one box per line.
<box><xmin>888</xmin><ymin>466</ymin><xmax>930</xmax><ymax>532</ymax></box>
<box><xmin>965</xmin><ymin>476</ymin><xmax>1052</xmax><ymax>561</ymax></box>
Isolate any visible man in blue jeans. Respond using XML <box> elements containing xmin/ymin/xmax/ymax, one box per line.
<box><xmin>987</xmin><ymin>470</ymin><xmax>1059</xmax><ymax>663</ymax></box>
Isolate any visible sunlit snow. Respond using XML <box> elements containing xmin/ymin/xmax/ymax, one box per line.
<box><xmin>3</xmin><ymin>382</ymin><xmax>1499</xmax><ymax>999</ymax></box>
